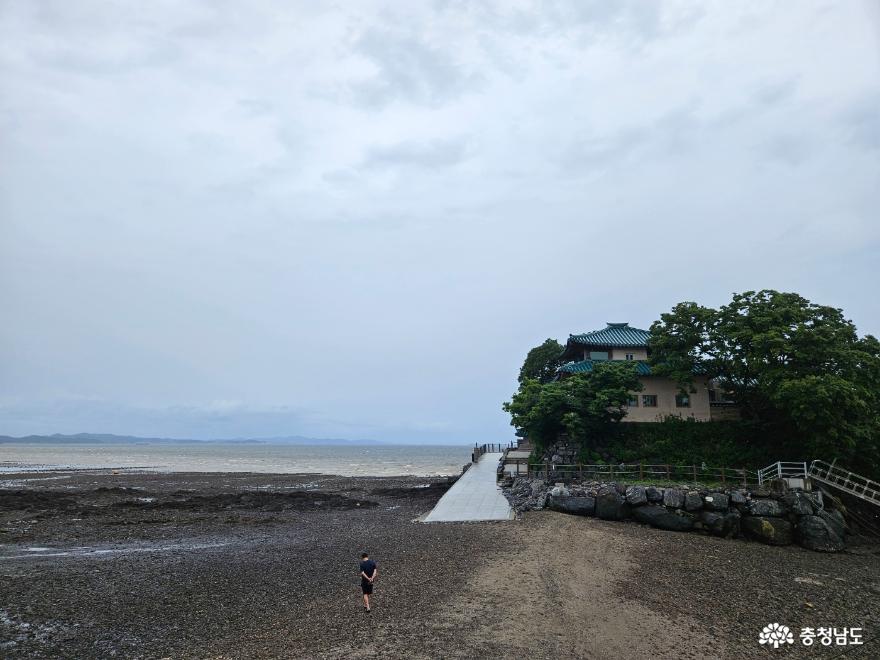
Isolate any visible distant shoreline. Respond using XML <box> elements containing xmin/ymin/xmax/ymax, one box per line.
<box><xmin>0</xmin><ymin>432</ymin><xmax>392</xmax><ymax>445</ymax></box>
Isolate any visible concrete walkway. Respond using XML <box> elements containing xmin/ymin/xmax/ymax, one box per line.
<box><xmin>424</xmin><ymin>452</ymin><xmax>512</xmax><ymax>522</ymax></box>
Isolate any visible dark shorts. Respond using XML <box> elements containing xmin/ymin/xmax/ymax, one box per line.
<box><xmin>361</xmin><ymin>581</ymin><xmax>373</xmax><ymax>595</ymax></box>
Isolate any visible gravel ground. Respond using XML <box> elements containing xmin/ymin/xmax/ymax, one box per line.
<box><xmin>1</xmin><ymin>470</ymin><xmax>877</xmax><ymax>659</ymax></box>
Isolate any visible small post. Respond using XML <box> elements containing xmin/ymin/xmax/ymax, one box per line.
<box><xmin>742</xmin><ymin>468</ymin><xmax>747</xmax><ymax>487</ymax></box>
<box><xmin>639</xmin><ymin>463</ymin><xmax>644</xmax><ymax>480</ymax></box>
<box><xmin>545</xmin><ymin>460</ymin><xmax>550</xmax><ymax>479</ymax></box>
<box><xmin>666</xmin><ymin>464</ymin><xmax>671</xmax><ymax>481</ymax></box>
<box><xmin>578</xmin><ymin>463</ymin><xmax>583</xmax><ymax>479</ymax></box>
<box><xmin>692</xmin><ymin>465</ymin><xmax>697</xmax><ymax>482</ymax></box>
<box><xmin>720</xmin><ymin>467</ymin><xmax>725</xmax><ymax>484</ymax></box>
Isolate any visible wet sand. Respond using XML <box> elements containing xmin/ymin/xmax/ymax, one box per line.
<box><xmin>1</xmin><ymin>470</ymin><xmax>877</xmax><ymax>658</ymax></box>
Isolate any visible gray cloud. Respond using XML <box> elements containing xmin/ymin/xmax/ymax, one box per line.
<box><xmin>351</xmin><ymin>28</ymin><xmax>484</xmax><ymax>107</ymax></box>
<box><xmin>362</xmin><ymin>138</ymin><xmax>468</xmax><ymax>170</ymax></box>
<box><xmin>842</xmin><ymin>95</ymin><xmax>880</xmax><ymax>151</ymax></box>
<box><xmin>1</xmin><ymin>0</ymin><xmax>878</xmax><ymax>443</ymax></box>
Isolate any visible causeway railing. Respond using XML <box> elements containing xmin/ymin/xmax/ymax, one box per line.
<box><xmin>472</xmin><ymin>442</ymin><xmax>510</xmax><ymax>462</ymax></box>
<box><xmin>756</xmin><ymin>461</ymin><xmax>808</xmax><ymax>485</ymax></box>
<box><xmin>809</xmin><ymin>460</ymin><xmax>880</xmax><ymax>507</ymax></box>
<box><xmin>500</xmin><ymin>460</ymin><xmax>757</xmax><ymax>485</ymax></box>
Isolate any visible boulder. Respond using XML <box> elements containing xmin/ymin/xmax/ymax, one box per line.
<box><xmin>730</xmin><ymin>490</ymin><xmax>747</xmax><ymax>505</ymax></box>
<box><xmin>596</xmin><ymin>490</ymin><xmax>629</xmax><ymax>520</ymax></box>
<box><xmin>742</xmin><ymin>516</ymin><xmax>793</xmax><ymax>545</ymax></box>
<box><xmin>549</xmin><ymin>495</ymin><xmax>595</xmax><ymax>516</ymax></box>
<box><xmin>530</xmin><ymin>480</ymin><xmax>547</xmax><ymax>497</ymax></box>
<box><xmin>663</xmin><ymin>489</ymin><xmax>685</xmax><ymax>509</ymax></box>
<box><xmin>796</xmin><ymin>515</ymin><xmax>845</xmax><ymax>552</ymax></box>
<box><xmin>700</xmin><ymin>511</ymin><xmax>723</xmax><ymax>533</ymax></box>
<box><xmin>748</xmin><ymin>499</ymin><xmax>785</xmax><ymax>517</ymax></box>
<box><xmin>703</xmin><ymin>493</ymin><xmax>730</xmax><ymax>512</ymax></box>
<box><xmin>817</xmin><ymin>508</ymin><xmax>846</xmax><ymax>538</ymax></box>
<box><xmin>684</xmin><ymin>491</ymin><xmax>702</xmax><ymax>511</ymax></box>
<box><xmin>633</xmin><ymin>505</ymin><xmax>695</xmax><ymax>532</ymax></box>
<box><xmin>701</xmin><ymin>510</ymin><xmax>740</xmax><ymax>537</ymax></box>
<box><xmin>625</xmin><ymin>486</ymin><xmax>647</xmax><ymax>506</ymax></box>
<box><xmin>645</xmin><ymin>486</ymin><xmax>663</xmax><ymax>503</ymax></box>
<box><xmin>550</xmin><ymin>485</ymin><xmax>570</xmax><ymax>498</ymax></box>
<box><xmin>782</xmin><ymin>492</ymin><xmax>814</xmax><ymax>515</ymax></box>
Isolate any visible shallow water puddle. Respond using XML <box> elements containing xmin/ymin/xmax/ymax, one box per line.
<box><xmin>0</xmin><ymin>541</ymin><xmax>229</xmax><ymax>561</ymax></box>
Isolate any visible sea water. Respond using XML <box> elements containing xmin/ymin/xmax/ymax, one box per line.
<box><xmin>0</xmin><ymin>442</ymin><xmax>471</xmax><ymax>477</ymax></box>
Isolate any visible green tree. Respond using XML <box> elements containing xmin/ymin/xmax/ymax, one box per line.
<box><xmin>649</xmin><ymin>290</ymin><xmax>880</xmax><ymax>467</ymax></box>
<box><xmin>504</xmin><ymin>362</ymin><xmax>643</xmax><ymax>448</ymax></box>
<box><xmin>518</xmin><ymin>338</ymin><xmax>564</xmax><ymax>384</ymax></box>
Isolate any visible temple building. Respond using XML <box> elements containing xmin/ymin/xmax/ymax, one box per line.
<box><xmin>557</xmin><ymin>322</ymin><xmax>725</xmax><ymax>422</ymax></box>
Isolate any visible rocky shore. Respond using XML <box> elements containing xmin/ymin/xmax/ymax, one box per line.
<box><xmin>502</xmin><ymin>476</ymin><xmax>850</xmax><ymax>552</ymax></box>
<box><xmin>2</xmin><ymin>469</ymin><xmax>877</xmax><ymax>658</ymax></box>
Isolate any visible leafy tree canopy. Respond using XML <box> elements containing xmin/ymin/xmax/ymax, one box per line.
<box><xmin>504</xmin><ymin>362</ymin><xmax>643</xmax><ymax>448</ymax></box>
<box><xmin>649</xmin><ymin>290</ymin><xmax>880</xmax><ymax>465</ymax></box>
<box><xmin>518</xmin><ymin>338</ymin><xmax>564</xmax><ymax>384</ymax></box>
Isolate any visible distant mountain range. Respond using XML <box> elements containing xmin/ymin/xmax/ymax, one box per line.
<box><xmin>0</xmin><ymin>433</ymin><xmax>386</xmax><ymax>445</ymax></box>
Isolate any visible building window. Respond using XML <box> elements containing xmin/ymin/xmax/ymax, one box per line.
<box><xmin>676</xmin><ymin>393</ymin><xmax>690</xmax><ymax>408</ymax></box>
<box><xmin>589</xmin><ymin>351</ymin><xmax>609</xmax><ymax>361</ymax></box>
<box><xmin>627</xmin><ymin>395</ymin><xmax>639</xmax><ymax>407</ymax></box>
<box><xmin>625</xmin><ymin>353</ymin><xmax>634</xmax><ymax>361</ymax></box>
<box><xmin>642</xmin><ymin>394</ymin><xmax>657</xmax><ymax>407</ymax></box>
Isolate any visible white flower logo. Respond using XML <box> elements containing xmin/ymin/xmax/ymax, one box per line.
<box><xmin>759</xmin><ymin>623</ymin><xmax>794</xmax><ymax>648</ymax></box>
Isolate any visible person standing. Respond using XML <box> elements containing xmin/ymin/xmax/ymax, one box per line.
<box><xmin>359</xmin><ymin>552</ymin><xmax>378</xmax><ymax>612</ymax></box>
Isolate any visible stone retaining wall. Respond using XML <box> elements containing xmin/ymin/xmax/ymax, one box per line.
<box><xmin>501</xmin><ymin>477</ymin><xmax>847</xmax><ymax>553</ymax></box>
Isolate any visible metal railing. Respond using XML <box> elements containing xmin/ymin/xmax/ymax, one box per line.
<box><xmin>499</xmin><ymin>460</ymin><xmax>757</xmax><ymax>485</ymax></box>
<box><xmin>809</xmin><ymin>460</ymin><xmax>880</xmax><ymax>507</ymax></box>
<box><xmin>472</xmin><ymin>443</ymin><xmax>509</xmax><ymax>462</ymax></box>
<box><xmin>756</xmin><ymin>461</ymin><xmax>808</xmax><ymax>485</ymax></box>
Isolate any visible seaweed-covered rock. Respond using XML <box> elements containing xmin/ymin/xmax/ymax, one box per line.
<box><xmin>663</xmin><ymin>489</ymin><xmax>685</xmax><ymax>509</ymax></box>
<box><xmin>796</xmin><ymin>515</ymin><xmax>844</xmax><ymax>552</ymax></box>
<box><xmin>548</xmin><ymin>495</ymin><xmax>595</xmax><ymax>517</ymax></box>
<box><xmin>703</xmin><ymin>493</ymin><xmax>729</xmax><ymax>511</ymax></box>
<box><xmin>633</xmin><ymin>505</ymin><xmax>695</xmax><ymax>532</ymax></box>
<box><xmin>742</xmin><ymin>516</ymin><xmax>793</xmax><ymax>545</ymax></box>
<box><xmin>625</xmin><ymin>486</ymin><xmax>647</xmax><ymax>506</ymax></box>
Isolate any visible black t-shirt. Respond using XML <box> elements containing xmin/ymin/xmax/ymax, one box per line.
<box><xmin>359</xmin><ymin>559</ymin><xmax>376</xmax><ymax>581</ymax></box>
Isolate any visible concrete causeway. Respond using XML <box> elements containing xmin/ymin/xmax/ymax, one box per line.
<box><xmin>423</xmin><ymin>452</ymin><xmax>512</xmax><ymax>522</ymax></box>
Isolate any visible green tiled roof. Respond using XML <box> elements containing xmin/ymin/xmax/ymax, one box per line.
<box><xmin>569</xmin><ymin>322</ymin><xmax>651</xmax><ymax>348</ymax></box>
<box><xmin>558</xmin><ymin>359</ymin><xmax>653</xmax><ymax>376</ymax></box>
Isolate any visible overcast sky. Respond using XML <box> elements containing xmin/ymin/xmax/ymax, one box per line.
<box><xmin>1</xmin><ymin>1</ymin><xmax>878</xmax><ymax>444</ymax></box>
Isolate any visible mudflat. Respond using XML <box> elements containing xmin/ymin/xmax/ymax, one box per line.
<box><xmin>1</xmin><ymin>470</ymin><xmax>877</xmax><ymax>658</ymax></box>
